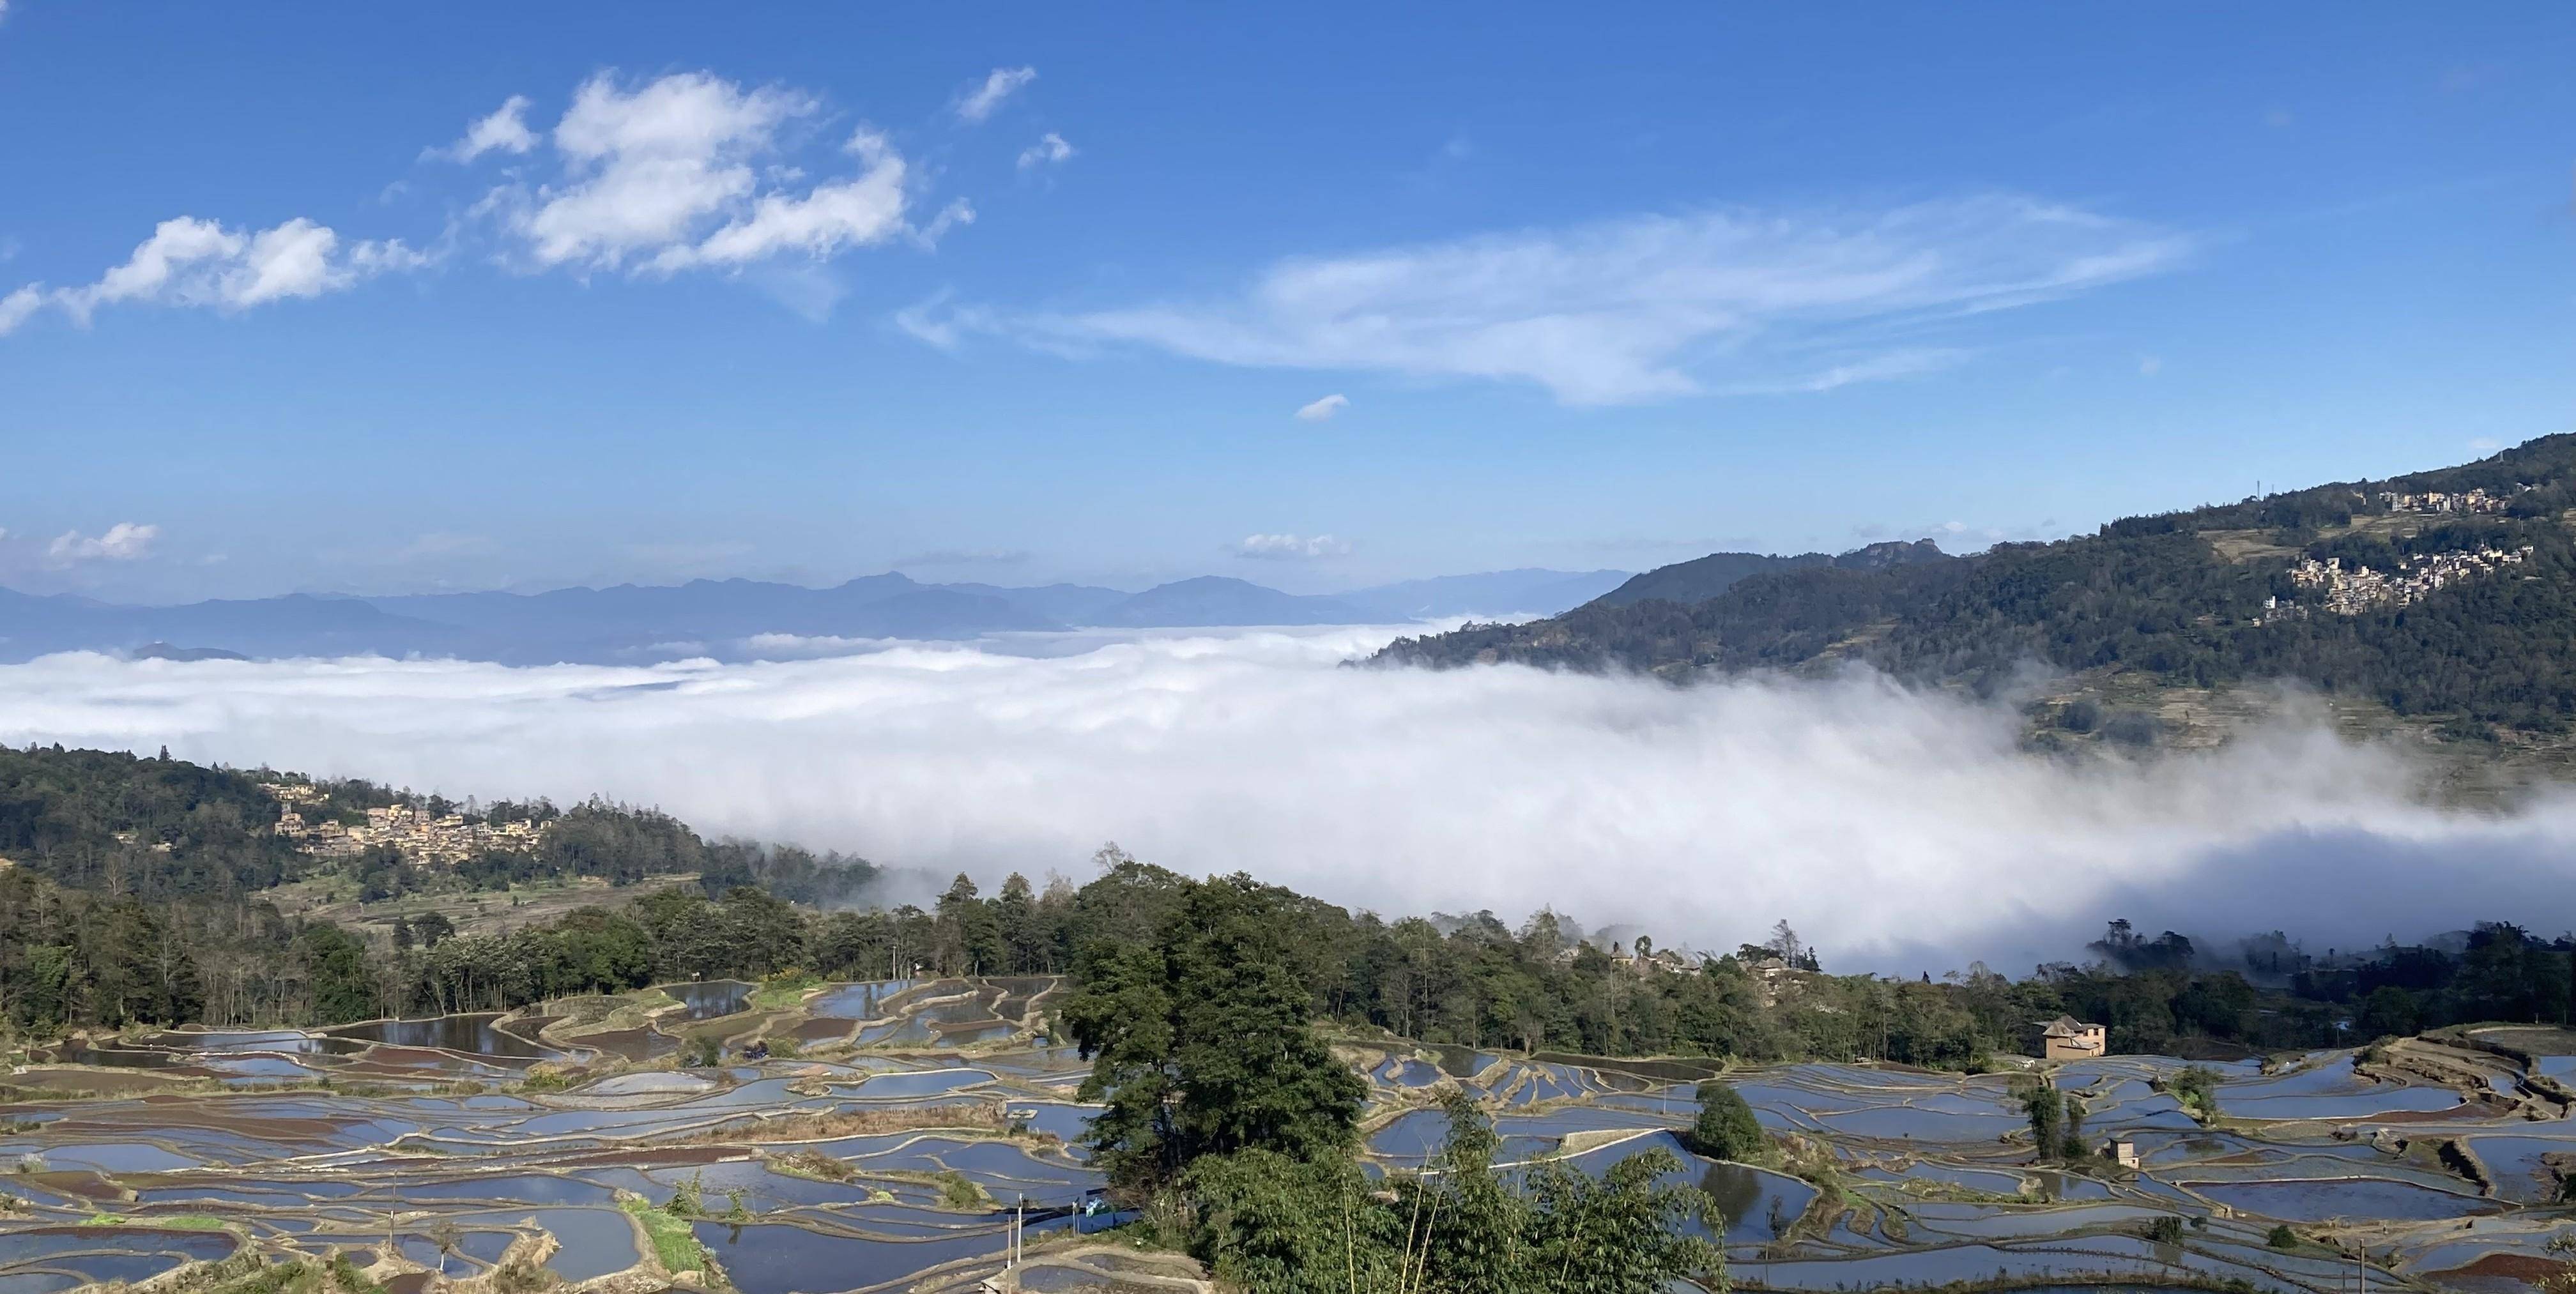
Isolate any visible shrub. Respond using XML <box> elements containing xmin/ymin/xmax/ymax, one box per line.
<box><xmin>1682</xmin><ymin>1081</ymin><xmax>1770</xmax><ymax>1163</ymax></box>
<box><xmin>937</xmin><ymin>1169</ymin><xmax>987</xmax><ymax>1210</ymax></box>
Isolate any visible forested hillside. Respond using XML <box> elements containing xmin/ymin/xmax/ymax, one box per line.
<box><xmin>1376</xmin><ymin>434</ymin><xmax>2576</xmax><ymax>743</ymax></box>
<box><xmin>0</xmin><ymin>744</ymin><xmax>884</xmax><ymax>1026</ymax></box>
<box><xmin>6</xmin><ymin>743</ymin><xmax>2570</xmax><ymax>1080</ymax></box>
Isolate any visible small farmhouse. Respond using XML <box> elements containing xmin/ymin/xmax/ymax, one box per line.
<box><xmin>2037</xmin><ymin>1015</ymin><xmax>2107</xmax><ymax>1062</ymax></box>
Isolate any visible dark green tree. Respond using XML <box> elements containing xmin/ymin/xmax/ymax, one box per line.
<box><xmin>2020</xmin><ymin>1079</ymin><xmax>2066</xmax><ymax>1161</ymax></box>
<box><xmin>1682</xmin><ymin>1079</ymin><xmax>1769</xmax><ymax>1163</ymax></box>
<box><xmin>299</xmin><ymin>923</ymin><xmax>376</xmax><ymax>1024</ymax></box>
<box><xmin>1063</xmin><ymin>873</ymin><xmax>1365</xmax><ymax>1192</ymax></box>
<box><xmin>995</xmin><ymin>873</ymin><xmax>1041</xmax><ymax>973</ymax></box>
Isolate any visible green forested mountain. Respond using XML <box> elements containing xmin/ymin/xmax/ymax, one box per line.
<box><xmin>1586</xmin><ymin>538</ymin><xmax>1947</xmax><ymax>608</ymax></box>
<box><xmin>1376</xmin><ymin>434</ymin><xmax>2576</xmax><ymax>743</ymax></box>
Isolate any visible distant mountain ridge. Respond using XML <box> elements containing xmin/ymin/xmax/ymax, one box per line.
<box><xmin>0</xmin><ymin>565</ymin><xmax>1629</xmax><ymax>666</ymax></box>
<box><xmin>1374</xmin><ymin>435</ymin><xmax>2576</xmax><ymax>752</ymax></box>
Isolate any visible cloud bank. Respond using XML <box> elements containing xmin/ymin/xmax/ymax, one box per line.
<box><xmin>4</xmin><ymin>630</ymin><xmax>2572</xmax><ymax>971</ymax></box>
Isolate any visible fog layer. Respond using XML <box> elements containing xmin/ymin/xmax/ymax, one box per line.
<box><xmin>4</xmin><ymin>628</ymin><xmax>2570</xmax><ymax>972</ymax></box>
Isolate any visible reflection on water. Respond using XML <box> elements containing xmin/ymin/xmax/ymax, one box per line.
<box><xmin>327</xmin><ymin>1013</ymin><xmax>554</xmax><ymax>1060</ymax></box>
<box><xmin>659</xmin><ymin>981</ymin><xmax>755</xmax><ymax>1021</ymax></box>
<box><xmin>3</xmin><ymin>983</ymin><xmax>2548</xmax><ymax>1294</ymax></box>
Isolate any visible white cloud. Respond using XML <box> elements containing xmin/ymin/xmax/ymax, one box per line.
<box><xmin>14</xmin><ymin>634</ymin><xmax>2576</xmax><ymax>970</ymax></box>
<box><xmin>47</xmin><ymin>522</ymin><xmax>158</xmax><ymax>563</ymax></box>
<box><xmin>3</xmin><ymin>217</ymin><xmax>429</xmax><ymax>334</ymax></box>
<box><xmin>2138</xmin><ymin>354</ymin><xmax>2164</xmax><ymax>377</ymax></box>
<box><xmin>1236</xmin><ymin>533</ymin><xmax>1349</xmax><ymax>559</ymax></box>
<box><xmin>973</xmin><ymin>195</ymin><xmax>2191</xmax><ymax>405</ymax></box>
<box><xmin>1294</xmin><ymin>393</ymin><xmax>1349</xmax><ymax>422</ymax></box>
<box><xmin>507</xmin><ymin>72</ymin><xmax>815</xmax><ymax>270</ymax></box>
<box><xmin>431</xmin><ymin>95</ymin><xmax>539</xmax><ymax>163</ymax></box>
<box><xmin>2469</xmin><ymin>436</ymin><xmax>2504</xmax><ymax>454</ymax></box>
<box><xmin>0</xmin><ymin>284</ymin><xmax>40</xmax><ymax>335</ymax></box>
<box><xmin>478</xmin><ymin>72</ymin><xmax>943</xmax><ymax>288</ymax></box>
<box><xmin>1016</xmin><ymin>132</ymin><xmax>1075</xmax><ymax>170</ymax></box>
<box><xmin>655</xmin><ymin>128</ymin><xmax>911</xmax><ymax>271</ymax></box>
<box><xmin>953</xmin><ymin>66</ymin><xmax>1036</xmax><ymax>124</ymax></box>
<box><xmin>1708</xmin><ymin>347</ymin><xmax>1967</xmax><ymax>396</ymax></box>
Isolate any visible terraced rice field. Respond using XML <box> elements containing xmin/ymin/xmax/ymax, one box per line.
<box><xmin>6</xmin><ymin>987</ymin><xmax>2576</xmax><ymax>1291</ymax></box>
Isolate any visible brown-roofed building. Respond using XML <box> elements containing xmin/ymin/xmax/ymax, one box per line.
<box><xmin>2037</xmin><ymin>1015</ymin><xmax>2106</xmax><ymax>1062</ymax></box>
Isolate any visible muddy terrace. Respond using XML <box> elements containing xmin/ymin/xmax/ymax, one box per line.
<box><xmin>4</xmin><ymin>986</ymin><xmax>2575</xmax><ymax>1292</ymax></box>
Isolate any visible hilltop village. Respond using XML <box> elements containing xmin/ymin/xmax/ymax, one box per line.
<box><xmin>2265</xmin><ymin>544</ymin><xmax>2537</xmax><ymax>620</ymax></box>
<box><xmin>261</xmin><ymin>780</ymin><xmax>548</xmax><ymax>866</ymax></box>
<box><xmin>2376</xmin><ymin>485</ymin><xmax>2521</xmax><ymax>515</ymax></box>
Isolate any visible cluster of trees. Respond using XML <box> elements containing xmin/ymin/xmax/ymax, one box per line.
<box><xmin>1059</xmin><ymin>871</ymin><xmax>1721</xmax><ymax>1293</ymax></box>
<box><xmin>1377</xmin><ymin>433</ymin><xmax>2576</xmax><ymax>738</ymax></box>
<box><xmin>13</xmin><ymin>747</ymin><xmax>2576</xmax><ymax>1073</ymax></box>
<box><xmin>0</xmin><ymin>745</ymin><xmax>378</xmax><ymax>896</ymax></box>
<box><xmin>2301</xmin><ymin>922</ymin><xmax>2576</xmax><ymax>1039</ymax></box>
<box><xmin>2018</xmin><ymin>1078</ymin><xmax>2088</xmax><ymax>1161</ymax></box>
<box><xmin>0</xmin><ymin>744</ymin><xmax>880</xmax><ymax>910</ymax></box>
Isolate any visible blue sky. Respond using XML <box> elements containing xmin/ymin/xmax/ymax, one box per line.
<box><xmin>1</xmin><ymin>3</ymin><xmax>2569</xmax><ymax>602</ymax></box>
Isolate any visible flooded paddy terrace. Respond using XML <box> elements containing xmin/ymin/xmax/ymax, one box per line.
<box><xmin>10</xmin><ymin>986</ymin><xmax>2576</xmax><ymax>1291</ymax></box>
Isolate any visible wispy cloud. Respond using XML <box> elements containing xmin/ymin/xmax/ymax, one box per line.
<box><xmin>959</xmin><ymin>195</ymin><xmax>2191</xmax><ymax>405</ymax></box>
<box><xmin>427</xmin><ymin>95</ymin><xmax>537</xmax><ymax>163</ymax></box>
<box><xmin>1293</xmin><ymin>393</ymin><xmax>1349</xmax><ymax>422</ymax></box>
<box><xmin>1236</xmin><ymin>533</ymin><xmax>1349</xmax><ymax>559</ymax></box>
<box><xmin>893</xmin><ymin>288</ymin><xmax>992</xmax><ymax>349</ymax></box>
<box><xmin>953</xmin><ymin>66</ymin><xmax>1036</xmax><ymax>124</ymax></box>
<box><xmin>1016</xmin><ymin>132</ymin><xmax>1075</xmax><ymax>171</ymax></box>
<box><xmin>48</xmin><ymin>522</ymin><xmax>158</xmax><ymax>563</ymax></box>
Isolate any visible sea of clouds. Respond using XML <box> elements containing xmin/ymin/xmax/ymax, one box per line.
<box><xmin>6</xmin><ymin>626</ymin><xmax>2575</xmax><ymax>974</ymax></box>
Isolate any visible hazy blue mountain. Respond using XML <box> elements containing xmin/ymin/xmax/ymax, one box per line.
<box><xmin>0</xmin><ymin>589</ymin><xmax>471</xmax><ymax>663</ymax></box>
<box><xmin>1089</xmin><ymin>576</ymin><xmax>1365</xmax><ymax>627</ymax></box>
<box><xmin>130</xmin><ymin>643</ymin><xmax>252</xmax><ymax>662</ymax></box>
<box><xmin>1336</xmin><ymin>568</ymin><xmax>1630</xmax><ymax>621</ymax></box>
<box><xmin>1</xmin><ymin>563</ymin><xmax>1632</xmax><ymax>663</ymax></box>
<box><xmin>366</xmin><ymin>577</ymin><xmax>1066</xmax><ymax>660</ymax></box>
<box><xmin>944</xmin><ymin>581</ymin><xmax>1132</xmax><ymax>625</ymax></box>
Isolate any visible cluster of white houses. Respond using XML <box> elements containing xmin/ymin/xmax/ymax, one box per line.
<box><xmin>2375</xmin><ymin>485</ymin><xmax>2521</xmax><ymax>515</ymax></box>
<box><xmin>2264</xmin><ymin>544</ymin><xmax>2536</xmax><ymax>621</ymax></box>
